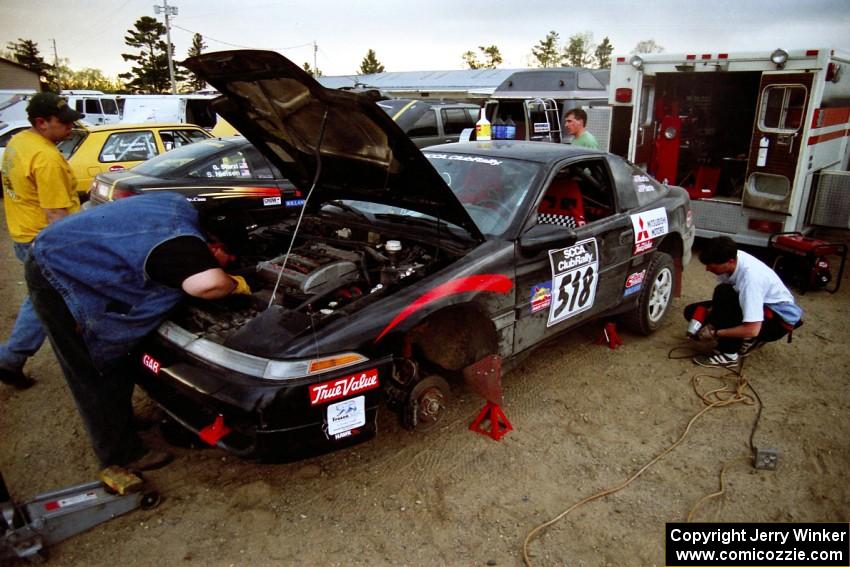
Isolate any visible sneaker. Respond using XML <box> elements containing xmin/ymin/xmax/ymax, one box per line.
<box><xmin>739</xmin><ymin>338</ymin><xmax>765</xmax><ymax>357</ymax></box>
<box><xmin>123</xmin><ymin>449</ymin><xmax>174</xmax><ymax>472</ymax></box>
<box><xmin>0</xmin><ymin>367</ymin><xmax>36</xmax><ymax>390</ymax></box>
<box><xmin>693</xmin><ymin>351</ymin><xmax>740</xmax><ymax>369</ymax></box>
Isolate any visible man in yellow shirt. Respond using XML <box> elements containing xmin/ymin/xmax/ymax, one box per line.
<box><xmin>0</xmin><ymin>92</ymin><xmax>81</xmax><ymax>389</ymax></box>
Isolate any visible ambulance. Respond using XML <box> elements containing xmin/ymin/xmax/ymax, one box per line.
<box><xmin>607</xmin><ymin>48</ymin><xmax>850</xmax><ymax>244</ymax></box>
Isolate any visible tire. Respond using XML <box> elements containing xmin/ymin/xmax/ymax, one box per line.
<box><xmin>623</xmin><ymin>251</ymin><xmax>675</xmax><ymax>335</ymax></box>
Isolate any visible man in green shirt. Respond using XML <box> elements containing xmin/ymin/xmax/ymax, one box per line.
<box><xmin>564</xmin><ymin>108</ymin><xmax>599</xmax><ymax>149</ymax></box>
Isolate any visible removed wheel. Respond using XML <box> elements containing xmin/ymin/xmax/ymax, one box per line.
<box><xmin>406</xmin><ymin>375</ymin><xmax>450</xmax><ymax>432</ymax></box>
<box><xmin>624</xmin><ymin>251</ymin><xmax>675</xmax><ymax>335</ymax></box>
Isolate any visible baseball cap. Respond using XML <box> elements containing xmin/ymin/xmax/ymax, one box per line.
<box><xmin>26</xmin><ymin>92</ymin><xmax>84</xmax><ymax>123</ymax></box>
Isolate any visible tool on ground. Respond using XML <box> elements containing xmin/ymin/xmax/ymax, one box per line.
<box><xmin>595</xmin><ymin>321</ymin><xmax>623</xmax><ymax>349</ymax></box>
<box><xmin>1</xmin><ymin>468</ymin><xmax>159</xmax><ymax>563</ymax></box>
<box><xmin>464</xmin><ymin>354</ymin><xmax>513</xmax><ymax>441</ymax></box>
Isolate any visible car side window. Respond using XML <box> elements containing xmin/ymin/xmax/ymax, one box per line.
<box><xmin>187</xmin><ymin>149</ymin><xmax>252</xmax><ymax>178</ymax></box>
<box><xmin>99</xmin><ymin>131</ymin><xmax>157</xmax><ymax>162</ymax></box>
<box><xmin>159</xmin><ymin>129</ymin><xmax>209</xmax><ymax>151</ymax></box>
<box><xmin>244</xmin><ymin>146</ymin><xmax>278</xmax><ymax>179</ymax></box>
<box><xmin>407</xmin><ymin>110</ymin><xmax>438</xmax><ymax>137</ymax></box>
<box><xmin>537</xmin><ymin>159</ymin><xmax>616</xmax><ymax>227</ymax></box>
<box><xmin>442</xmin><ymin>108</ymin><xmax>476</xmax><ymax>135</ymax></box>
<box><xmin>85</xmin><ymin>99</ymin><xmax>101</xmax><ymax>114</ymax></box>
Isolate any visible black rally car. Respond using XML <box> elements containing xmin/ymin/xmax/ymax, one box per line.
<box><xmin>135</xmin><ymin>50</ymin><xmax>695</xmax><ymax>460</ymax></box>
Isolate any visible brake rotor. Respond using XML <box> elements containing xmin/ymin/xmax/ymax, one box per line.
<box><xmin>408</xmin><ymin>375</ymin><xmax>450</xmax><ymax>432</ymax></box>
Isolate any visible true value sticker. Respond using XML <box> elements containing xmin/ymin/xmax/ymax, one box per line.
<box><xmin>547</xmin><ymin>238</ymin><xmax>599</xmax><ymax>327</ymax></box>
<box><xmin>309</xmin><ymin>368</ymin><xmax>379</xmax><ymax>406</ymax></box>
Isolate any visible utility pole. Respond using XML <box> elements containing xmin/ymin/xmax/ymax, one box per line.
<box><xmin>153</xmin><ymin>0</ymin><xmax>178</xmax><ymax>94</ymax></box>
<box><xmin>313</xmin><ymin>40</ymin><xmax>318</xmax><ymax>76</ymax></box>
<box><xmin>51</xmin><ymin>39</ymin><xmax>61</xmax><ymax>91</ymax></box>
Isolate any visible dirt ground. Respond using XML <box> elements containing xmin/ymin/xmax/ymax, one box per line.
<box><xmin>1</xmin><ymin>214</ymin><xmax>848</xmax><ymax>567</ymax></box>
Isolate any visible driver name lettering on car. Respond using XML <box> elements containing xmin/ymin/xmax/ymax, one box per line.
<box><xmin>547</xmin><ymin>238</ymin><xmax>600</xmax><ymax>327</ymax></box>
<box><xmin>423</xmin><ymin>153</ymin><xmax>502</xmax><ymax>166</ymax></box>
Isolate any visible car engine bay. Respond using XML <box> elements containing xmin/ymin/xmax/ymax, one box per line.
<box><xmin>171</xmin><ymin>211</ymin><xmax>463</xmax><ymax>349</ymax></box>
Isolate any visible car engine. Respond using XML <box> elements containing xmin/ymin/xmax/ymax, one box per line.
<box><xmin>171</xmin><ymin>212</ymin><xmax>459</xmax><ymax>347</ymax></box>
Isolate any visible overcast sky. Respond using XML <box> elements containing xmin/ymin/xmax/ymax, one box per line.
<box><xmin>2</xmin><ymin>0</ymin><xmax>849</xmax><ymax>78</ymax></box>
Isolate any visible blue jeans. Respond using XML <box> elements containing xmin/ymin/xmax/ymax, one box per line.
<box><xmin>0</xmin><ymin>242</ymin><xmax>47</xmax><ymax>372</ymax></box>
<box><xmin>25</xmin><ymin>254</ymin><xmax>145</xmax><ymax>467</ymax></box>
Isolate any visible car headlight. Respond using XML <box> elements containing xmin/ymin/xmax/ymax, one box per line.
<box><xmin>157</xmin><ymin>321</ymin><xmax>368</xmax><ymax>380</ymax></box>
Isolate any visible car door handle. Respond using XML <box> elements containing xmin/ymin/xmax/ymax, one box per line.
<box><xmin>619</xmin><ymin>229</ymin><xmax>633</xmax><ymax>245</ymax></box>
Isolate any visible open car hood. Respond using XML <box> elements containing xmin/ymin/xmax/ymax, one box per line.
<box><xmin>182</xmin><ymin>50</ymin><xmax>483</xmax><ymax>241</ymax></box>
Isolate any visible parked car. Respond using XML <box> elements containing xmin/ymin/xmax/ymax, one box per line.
<box><xmin>88</xmin><ymin>137</ymin><xmax>302</xmax><ymax>225</ymax></box>
<box><xmin>378</xmin><ymin>99</ymin><xmax>480</xmax><ymax>147</ymax></box>
<box><xmin>0</xmin><ymin>120</ymin><xmax>30</xmax><ymax>190</ymax></box>
<box><xmin>57</xmin><ymin>122</ymin><xmax>212</xmax><ymax>195</ymax></box>
<box><xmin>134</xmin><ymin>50</ymin><xmax>694</xmax><ymax>461</ymax></box>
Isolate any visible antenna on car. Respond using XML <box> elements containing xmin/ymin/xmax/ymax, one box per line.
<box><xmin>267</xmin><ymin>106</ymin><xmax>330</xmax><ymax>309</ymax></box>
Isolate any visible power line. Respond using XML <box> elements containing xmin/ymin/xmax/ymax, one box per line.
<box><xmin>170</xmin><ymin>24</ymin><xmax>313</xmax><ymax>52</ymax></box>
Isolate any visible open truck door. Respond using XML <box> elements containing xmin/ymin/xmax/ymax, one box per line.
<box><xmin>632</xmin><ymin>75</ymin><xmax>655</xmax><ymax>170</ymax></box>
<box><xmin>743</xmin><ymin>73</ymin><xmax>814</xmax><ymax>214</ymax></box>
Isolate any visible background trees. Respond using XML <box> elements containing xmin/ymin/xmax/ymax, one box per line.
<box><xmin>358</xmin><ymin>49</ymin><xmax>385</xmax><ymax>74</ymax></box>
<box><xmin>185</xmin><ymin>33</ymin><xmax>207</xmax><ymax>91</ymax></box>
<box><xmin>462</xmin><ymin>45</ymin><xmax>503</xmax><ymax>69</ymax></box>
<box><xmin>6</xmin><ymin>38</ymin><xmax>57</xmax><ymax>90</ymax></box>
<box><xmin>119</xmin><ymin>16</ymin><xmax>185</xmax><ymax>93</ymax></box>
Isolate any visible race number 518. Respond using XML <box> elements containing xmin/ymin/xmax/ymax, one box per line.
<box><xmin>547</xmin><ymin>238</ymin><xmax>599</xmax><ymax>327</ymax></box>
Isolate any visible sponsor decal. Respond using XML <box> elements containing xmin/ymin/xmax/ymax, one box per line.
<box><xmin>624</xmin><ymin>269</ymin><xmax>646</xmax><ymax>297</ymax></box>
<box><xmin>327</xmin><ymin>396</ymin><xmax>366</xmax><ymax>436</ymax></box>
<box><xmin>186</xmin><ymin>196</ymin><xmax>207</xmax><ymax>202</ymax></box>
<box><xmin>530</xmin><ymin>281</ymin><xmax>552</xmax><ymax>313</ymax></box>
<box><xmin>263</xmin><ymin>196</ymin><xmax>282</xmax><ymax>206</ymax></box>
<box><xmin>547</xmin><ymin>238</ymin><xmax>599</xmax><ymax>327</ymax></box>
<box><xmin>309</xmin><ymin>369</ymin><xmax>379</xmax><ymax>406</ymax></box>
<box><xmin>141</xmin><ymin>353</ymin><xmax>160</xmax><ymax>374</ymax></box>
<box><xmin>286</xmin><ymin>198</ymin><xmax>306</xmax><ymax>207</ymax></box>
<box><xmin>630</xmin><ymin>207</ymin><xmax>668</xmax><ymax>255</ymax></box>
<box><xmin>533</xmin><ymin>122</ymin><xmax>550</xmax><ymax>133</ymax></box>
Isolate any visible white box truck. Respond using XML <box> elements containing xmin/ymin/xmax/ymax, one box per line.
<box><xmin>608</xmin><ymin>48</ymin><xmax>850</xmax><ymax>244</ymax></box>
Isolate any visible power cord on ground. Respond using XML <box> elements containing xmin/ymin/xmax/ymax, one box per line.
<box><xmin>521</xmin><ymin>342</ymin><xmax>769</xmax><ymax>566</ymax></box>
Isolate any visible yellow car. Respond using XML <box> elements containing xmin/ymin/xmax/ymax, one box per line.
<box><xmin>57</xmin><ymin>122</ymin><xmax>212</xmax><ymax>194</ymax></box>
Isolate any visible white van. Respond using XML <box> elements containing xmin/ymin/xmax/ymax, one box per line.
<box><xmin>64</xmin><ymin>91</ymin><xmax>121</xmax><ymax>125</ymax></box>
<box><xmin>119</xmin><ymin>94</ymin><xmax>218</xmax><ymax>129</ymax></box>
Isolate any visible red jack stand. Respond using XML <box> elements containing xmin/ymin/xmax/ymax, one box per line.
<box><xmin>463</xmin><ymin>354</ymin><xmax>513</xmax><ymax>441</ymax></box>
<box><xmin>469</xmin><ymin>402</ymin><xmax>513</xmax><ymax>441</ymax></box>
<box><xmin>198</xmin><ymin>414</ymin><xmax>232</xmax><ymax>446</ymax></box>
<box><xmin>595</xmin><ymin>321</ymin><xmax>623</xmax><ymax>349</ymax></box>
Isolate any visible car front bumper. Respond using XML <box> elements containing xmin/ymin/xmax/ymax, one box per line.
<box><xmin>134</xmin><ymin>334</ymin><xmax>393</xmax><ymax>460</ymax></box>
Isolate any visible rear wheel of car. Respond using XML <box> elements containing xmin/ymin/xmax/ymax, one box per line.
<box><xmin>624</xmin><ymin>251</ymin><xmax>674</xmax><ymax>335</ymax></box>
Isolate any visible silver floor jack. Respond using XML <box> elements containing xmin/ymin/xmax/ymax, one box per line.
<box><xmin>1</xmin><ymin>469</ymin><xmax>159</xmax><ymax>563</ymax></box>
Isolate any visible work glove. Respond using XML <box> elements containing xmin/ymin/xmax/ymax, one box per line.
<box><xmin>230</xmin><ymin>275</ymin><xmax>252</xmax><ymax>295</ymax></box>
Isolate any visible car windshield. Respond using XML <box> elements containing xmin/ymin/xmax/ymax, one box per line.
<box><xmin>132</xmin><ymin>139</ymin><xmax>237</xmax><ymax>178</ymax></box>
<box><xmin>56</xmin><ymin>129</ymin><xmax>87</xmax><ymax>159</ymax></box>
<box><xmin>424</xmin><ymin>152</ymin><xmax>541</xmax><ymax>236</ymax></box>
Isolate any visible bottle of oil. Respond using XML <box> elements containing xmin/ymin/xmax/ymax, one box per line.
<box><xmin>475</xmin><ymin>108</ymin><xmax>491</xmax><ymax>141</ymax></box>
<box><xmin>505</xmin><ymin>115</ymin><xmax>516</xmax><ymax>140</ymax></box>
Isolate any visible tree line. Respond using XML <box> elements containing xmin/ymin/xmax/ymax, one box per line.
<box><xmin>4</xmin><ymin>20</ymin><xmax>664</xmax><ymax>94</ymax></box>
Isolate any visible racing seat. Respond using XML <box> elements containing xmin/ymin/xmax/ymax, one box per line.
<box><xmin>537</xmin><ymin>177</ymin><xmax>586</xmax><ymax>228</ymax></box>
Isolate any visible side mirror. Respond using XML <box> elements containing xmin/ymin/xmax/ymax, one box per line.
<box><xmin>519</xmin><ymin>223</ymin><xmax>577</xmax><ymax>255</ymax></box>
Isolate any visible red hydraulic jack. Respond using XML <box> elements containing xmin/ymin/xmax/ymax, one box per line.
<box><xmin>595</xmin><ymin>321</ymin><xmax>623</xmax><ymax>349</ymax></box>
<box><xmin>463</xmin><ymin>354</ymin><xmax>512</xmax><ymax>441</ymax></box>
